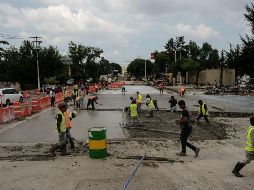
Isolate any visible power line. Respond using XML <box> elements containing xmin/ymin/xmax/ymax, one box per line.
<box><xmin>30</xmin><ymin>36</ymin><xmax>42</xmax><ymax>49</ymax></box>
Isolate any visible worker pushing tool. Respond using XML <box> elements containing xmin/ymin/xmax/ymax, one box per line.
<box><xmin>129</xmin><ymin>99</ymin><xmax>142</xmax><ymax>127</ymax></box>
<box><xmin>197</xmin><ymin>100</ymin><xmax>209</xmax><ymax>123</ymax></box>
<box><xmin>232</xmin><ymin>116</ymin><xmax>254</xmax><ymax>177</ymax></box>
<box><xmin>50</xmin><ymin>103</ymin><xmax>70</xmax><ymax>156</ymax></box>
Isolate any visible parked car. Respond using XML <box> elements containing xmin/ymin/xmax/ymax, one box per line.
<box><xmin>40</xmin><ymin>86</ymin><xmax>62</xmax><ymax>94</ymax></box>
<box><xmin>0</xmin><ymin>88</ymin><xmax>23</xmax><ymax>106</ymax></box>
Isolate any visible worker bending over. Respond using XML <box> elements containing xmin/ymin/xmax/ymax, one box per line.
<box><xmin>87</xmin><ymin>95</ymin><xmax>99</xmax><ymax>110</ymax></box>
<box><xmin>145</xmin><ymin>94</ymin><xmax>155</xmax><ymax>117</ymax></box>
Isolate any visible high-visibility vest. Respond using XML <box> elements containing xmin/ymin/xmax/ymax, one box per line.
<box><xmin>73</xmin><ymin>90</ymin><xmax>78</xmax><ymax>96</ymax></box>
<box><xmin>148</xmin><ymin>98</ymin><xmax>155</xmax><ymax>110</ymax></box>
<box><xmin>55</xmin><ymin>112</ymin><xmax>66</xmax><ymax>133</ymax></box>
<box><xmin>137</xmin><ymin>94</ymin><xmax>142</xmax><ymax>103</ymax></box>
<box><xmin>245</xmin><ymin>126</ymin><xmax>254</xmax><ymax>152</ymax></box>
<box><xmin>198</xmin><ymin>103</ymin><xmax>208</xmax><ymax>115</ymax></box>
<box><xmin>64</xmin><ymin>110</ymin><xmax>72</xmax><ymax>129</ymax></box>
<box><xmin>130</xmin><ymin>103</ymin><xmax>138</xmax><ymax>117</ymax></box>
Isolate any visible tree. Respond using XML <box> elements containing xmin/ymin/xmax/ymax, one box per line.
<box><xmin>68</xmin><ymin>41</ymin><xmax>103</xmax><ymax>82</ymax></box>
<box><xmin>127</xmin><ymin>58</ymin><xmax>154</xmax><ymax>79</ymax></box>
<box><xmin>244</xmin><ymin>3</ymin><xmax>254</xmax><ymax>35</ymax></box>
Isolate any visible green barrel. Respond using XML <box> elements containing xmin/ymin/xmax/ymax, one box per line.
<box><xmin>88</xmin><ymin>127</ymin><xmax>107</xmax><ymax>159</ymax></box>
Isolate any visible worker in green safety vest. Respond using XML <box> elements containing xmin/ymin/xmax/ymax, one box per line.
<box><xmin>129</xmin><ymin>99</ymin><xmax>142</xmax><ymax>127</ymax></box>
<box><xmin>145</xmin><ymin>94</ymin><xmax>155</xmax><ymax>117</ymax></box>
<box><xmin>50</xmin><ymin>103</ymin><xmax>70</xmax><ymax>156</ymax></box>
<box><xmin>197</xmin><ymin>100</ymin><xmax>209</xmax><ymax>123</ymax></box>
<box><xmin>232</xmin><ymin>116</ymin><xmax>254</xmax><ymax>177</ymax></box>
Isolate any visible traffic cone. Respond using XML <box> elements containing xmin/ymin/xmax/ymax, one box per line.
<box><xmin>13</xmin><ymin>102</ymin><xmax>23</xmax><ymax>119</ymax></box>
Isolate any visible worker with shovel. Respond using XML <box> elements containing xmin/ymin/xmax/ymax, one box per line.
<box><xmin>50</xmin><ymin>103</ymin><xmax>70</xmax><ymax>156</ymax></box>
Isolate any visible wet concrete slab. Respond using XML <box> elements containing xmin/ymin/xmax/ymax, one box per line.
<box><xmin>0</xmin><ymin>109</ymin><xmax>125</xmax><ymax>143</ymax></box>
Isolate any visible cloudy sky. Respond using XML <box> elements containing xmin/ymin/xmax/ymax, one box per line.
<box><xmin>0</xmin><ymin>0</ymin><xmax>252</xmax><ymax>66</ymax></box>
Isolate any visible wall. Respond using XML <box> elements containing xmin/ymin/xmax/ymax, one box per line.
<box><xmin>198</xmin><ymin>69</ymin><xmax>235</xmax><ymax>85</ymax></box>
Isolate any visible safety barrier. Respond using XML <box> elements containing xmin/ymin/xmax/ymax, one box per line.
<box><xmin>13</xmin><ymin>102</ymin><xmax>23</xmax><ymax>119</ymax></box>
<box><xmin>0</xmin><ymin>106</ymin><xmax>15</xmax><ymax>124</ymax></box>
<box><xmin>55</xmin><ymin>92</ymin><xmax>64</xmax><ymax>103</ymax></box>
<box><xmin>22</xmin><ymin>90</ymin><xmax>30</xmax><ymax>98</ymax></box>
<box><xmin>23</xmin><ymin>101</ymin><xmax>32</xmax><ymax>116</ymax></box>
<box><xmin>32</xmin><ymin>98</ymin><xmax>40</xmax><ymax>113</ymax></box>
<box><xmin>108</xmin><ymin>82</ymin><xmax>124</xmax><ymax>89</ymax></box>
<box><xmin>34</xmin><ymin>89</ymin><xmax>40</xmax><ymax>95</ymax></box>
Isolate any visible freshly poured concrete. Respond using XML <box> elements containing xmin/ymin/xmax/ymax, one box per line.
<box><xmin>0</xmin><ymin>110</ymin><xmax>124</xmax><ymax>143</ymax></box>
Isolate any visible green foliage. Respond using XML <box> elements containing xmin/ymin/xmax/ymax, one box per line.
<box><xmin>68</xmin><ymin>41</ymin><xmax>103</xmax><ymax>81</ymax></box>
<box><xmin>244</xmin><ymin>3</ymin><xmax>254</xmax><ymax>35</ymax></box>
<box><xmin>0</xmin><ymin>41</ymin><xmax>66</xmax><ymax>89</ymax></box>
<box><xmin>127</xmin><ymin>58</ymin><xmax>154</xmax><ymax>78</ymax></box>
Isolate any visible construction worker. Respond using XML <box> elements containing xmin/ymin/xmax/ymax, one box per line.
<box><xmin>159</xmin><ymin>82</ymin><xmax>164</xmax><ymax>94</ymax></box>
<box><xmin>72</xmin><ymin>88</ymin><xmax>78</xmax><ymax>106</ymax></box>
<box><xmin>129</xmin><ymin>99</ymin><xmax>142</xmax><ymax>127</ymax></box>
<box><xmin>169</xmin><ymin>96</ymin><xmax>177</xmax><ymax>112</ymax></box>
<box><xmin>87</xmin><ymin>95</ymin><xmax>99</xmax><ymax>110</ymax></box>
<box><xmin>145</xmin><ymin>94</ymin><xmax>155</xmax><ymax>117</ymax></box>
<box><xmin>63</xmin><ymin>87</ymin><xmax>68</xmax><ymax>106</ymax></box>
<box><xmin>122</xmin><ymin>86</ymin><xmax>126</xmax><ymax>95</ymax></box>
<box><xmin>176</xmin><ymin>100</ymin><xmax>200</xmax><ymax>157</ymax></box>
<box><xmin>49</xmin><ymin>89</ymin><xmax>56</xmax><ymax>107</ymax></box>
<box><xmin>153</xmin><ymin>99</ymin><xmax>159</xmax><ymax>111</ymax></box>
<box><xmin>197</xmin><ymin>100</ymin><xmax>209</xmax><ymax>123</ymax></box>
<box><xmin>136</xmin><ymin>91</ymin><xmax>143</xmax><ymax>113</ymax></box>
<box><xmin>179</xmin><ymin>88</ymin><xmax>185</xmax><ymax>96</ymax></box>
<box><xmin>50</xmin><ymin>103</ymin><xmax>70</xmax><ymax>156</ymax></box>
<box><xmin>232</xmin><ymin>116</ymin><xmax>254</xmax><ymax>177</ymax></box>
<box><xmin>65</xmin><ymin>109</ymin><xmax>77</xmax><ymax>150</ymax></box>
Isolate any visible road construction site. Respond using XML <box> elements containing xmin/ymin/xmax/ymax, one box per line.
<box><xmin>0</xmin><ymin>85</ymin><xmax>254</xmax><ymax>190</ymax></box>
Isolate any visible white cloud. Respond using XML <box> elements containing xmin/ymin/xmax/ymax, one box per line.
<box><xmin>167</xmin><ymin>23</ymin><xmax>220</xmax><ymax>40</ymax></box>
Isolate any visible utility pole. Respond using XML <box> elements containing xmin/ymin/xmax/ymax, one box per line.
<box><xmin>144</xmin><ymin>59</ymin><xmax>147</xmax><ymax>81</ymax></box>
<box><xmin>30</xmin><ymin>36</ymin><xmax>42</xmax><ymax>89</ymax></box>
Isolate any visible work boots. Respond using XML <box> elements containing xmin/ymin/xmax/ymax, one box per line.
<box><xmin>232</xmin><ymin>162</ymin><xmax>246</xmax><ymax>177</ymax></box>
<box><xmin>50</xmin><ymin>144</ymin><xmax>61</xmax><ymax>156</ymax></box>
<box><xmin>60</xmin><ymin>145</ymin><xmax>71</xmax><ymax>156</ymax></box>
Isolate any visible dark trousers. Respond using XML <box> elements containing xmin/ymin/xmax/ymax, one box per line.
<box><xmin>197</xmin><ymin>114</ymin><xmax>209</xmax><ymax>123</ymax></box>
<box><xmin>66</xmin><ymin>128</ymin><xmax>75</xmax><ymax>148</ymax></box>
<box><xmin>51</xmin><ymin>97</ymin><xmax>55</xmax><ymax>107</ymax></box>
<box><xmin>180</xmin><ymin>127</ymin><xmax>197</xmax><ymax>153</ymax></box>
<box><xmin>87</xmin><ymin>100</ymin><xmax>95</xmax><ymax>109</ymax></box>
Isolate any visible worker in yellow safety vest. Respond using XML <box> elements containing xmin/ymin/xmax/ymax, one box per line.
<box><xmin>50</xmin><ymin>103</ymin><xmax>70</xmax><ymax>156</ymax></box>
<box><xmin>197</xmin><ymin>100</ymin><xmax>209</xmax><ymax>123</ymax></box>
<box><xmin>129</xmin><ymin>99</ymin><xmax>142</xmax><ymax>127</ymax></box>
<box><xmin>232</xmin><ymin>116</ymin><xmax>254</xmax><ymax>177</ymax></box>
<box><xmin>136</xmin><ymin>91</ymin><xmax>143</xmax><ymax>113</ymax></box>
<box><xmin>145</xmin><ymin>94</ymin><xmax>155</xmax><ymax>117</ymax></box>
